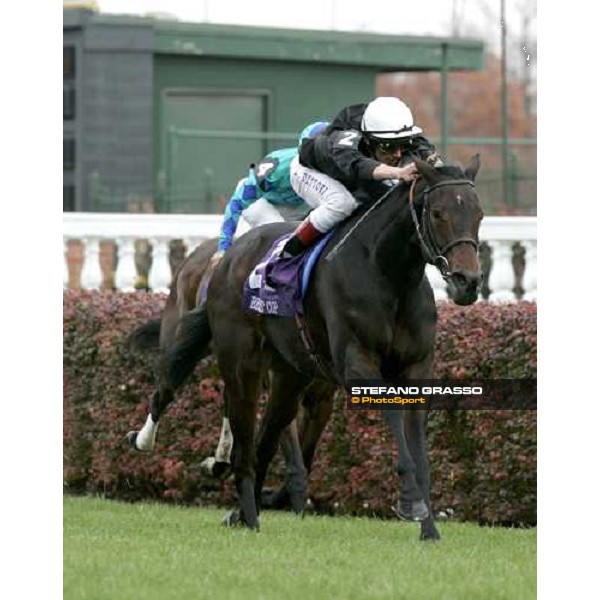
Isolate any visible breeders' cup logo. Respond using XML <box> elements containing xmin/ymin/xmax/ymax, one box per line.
<box><xmin>249</xmin><ymin>296</ymin><xmax>265</xmax><ymax>312</ymax></box>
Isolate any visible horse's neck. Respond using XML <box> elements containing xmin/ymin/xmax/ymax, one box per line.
<box><xmin>357</xmin><ymin>194</ymin><xmax>426</xmax><ymax>292</ymax></box>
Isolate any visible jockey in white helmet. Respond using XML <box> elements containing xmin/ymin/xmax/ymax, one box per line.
<box><xmin>279</xmin><ymin>97</ymin><xmax>440</xmax><ymax>258</ymax></box>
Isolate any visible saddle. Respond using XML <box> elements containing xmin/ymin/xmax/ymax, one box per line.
<box><xmin>243</xmin><ymin>232</ymin><xmax>333</xmax><ymax>317</ymax></box>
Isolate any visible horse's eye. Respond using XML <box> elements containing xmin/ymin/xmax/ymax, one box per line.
<box><xmin>432</xmin><ymin>209</ymin><xmax>444</xmax><ymax>220</ymax></box>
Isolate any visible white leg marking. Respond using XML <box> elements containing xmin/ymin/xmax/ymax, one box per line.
<box><xmin>136</xmin><ymin>413</ymin><xmax>158</xmax><ymax>451</ymax></box>
<box><xmin>200</xmin><ymin>456</ymin><xmax>216</xmax><ymax>475</ymax></box>
<box><xmin>215</xmin><ymin>417</ymin><xmax>233</xmax><ymax>463</ymax></box>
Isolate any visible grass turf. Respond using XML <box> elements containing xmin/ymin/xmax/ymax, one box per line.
<box><xmin>64</xmin><ymin>496</ymin><xmax>536</xmax><ymax>600</ymax></box>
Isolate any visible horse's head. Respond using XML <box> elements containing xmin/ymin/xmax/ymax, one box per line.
<box><xmin>412</xmin><ymin>155</ymin><xmax>484</xmax><ymax>305</ymax></box>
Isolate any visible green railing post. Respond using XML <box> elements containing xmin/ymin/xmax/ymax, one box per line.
<box><xmin>440</xmin><ymin>42</ymin><xmax>449</xmax><ymax>160</ymax></box>
<box><xmin>501</xmin><ymin>0</ymin><xmax>510</xmax><ymax>206</ymax></box>
<box><xmin>165</xmin><ymin>126</ymin><xmax>176</xmax><ymax>213</ymax></box>
<box><xmin>203</xmin><ymin>167</ymin><xmax>214</xmax><ymax>212</ymax></box>
<box><xmin>156</xmin><ymin>170</ymin><xmax>166</xmax><ymax>213</ymax></box>
<box><xmin>509</xmin><ymin>151</ymin><xmax>519</xmax><ymax>208</ymax></box>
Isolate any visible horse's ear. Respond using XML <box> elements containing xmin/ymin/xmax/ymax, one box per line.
<box><xmin>414</xmin><ymin>158</ymin><xmax>441</xmax><ymax>184</ymax></box>
<box><xmin>464</xmin><ymin>154</ymin><xmax>481</xmax><ymax>181</ymax></box>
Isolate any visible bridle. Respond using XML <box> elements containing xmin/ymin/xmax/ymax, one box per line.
<box><xmin>324</xmin><ymin>175</ymin><xmax>479</xmax><ymax>273</ymax></box>
<box><xmin>408</xmin><ymin>178</ymin><xmax>479</xmax><ymax>279</ymax></box>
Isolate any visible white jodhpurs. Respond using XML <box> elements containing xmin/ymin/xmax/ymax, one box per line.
<box><xmin>242</xmin><ymin>197</ymin><xmax>309</xmax><ymax>228</ymax></box>
<box><xmin>290</xmin><ymin>155</ymin><xmax>360</xmax><ymax>233</ymax></box>
<box><xmin>242</xmin><ymin>197</ymin><xmax>284</xmax><ymax>227</ymax></box>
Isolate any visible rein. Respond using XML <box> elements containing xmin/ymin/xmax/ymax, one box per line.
<box><xmin>324</xmin><ymin>183</ymin><xmax>399</xmax><ymax>262</ymax></box>
<box><xmin>408</xmin><ymin>178</ymin><xmax>478</xmax><ymax>279</ymax></box>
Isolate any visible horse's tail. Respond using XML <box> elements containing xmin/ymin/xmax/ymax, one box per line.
<box><xmin>163</xmin><ymin>305</ymin><xmax>212</xmax><ymax>389</ymax></box>
<box><xmin>128</xmin><ymin>318</ymin><xmax>161</xmax><ymax>352</ymax></box>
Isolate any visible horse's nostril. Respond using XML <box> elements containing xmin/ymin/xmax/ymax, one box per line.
<box><xmin>452</xmin><ymin>273</ymin><xmax>468</xmax><ymax>288</ymax></box>
<box><xmin>451</xmin><ymin>272</ymin><xmax>481</xmax><ymax>291</ymax></box>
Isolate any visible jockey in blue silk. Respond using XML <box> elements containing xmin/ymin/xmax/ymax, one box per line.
<box><xmin>215</xmin><ymin>120</ymin><xmax>330</xmax><ymax>256</ymax></box>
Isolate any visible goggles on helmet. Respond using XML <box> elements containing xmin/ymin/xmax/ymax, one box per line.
<box><xmin>368</xmin><ymin>135</ymin><xmax>415</xmax><ymax>154</ymax></box>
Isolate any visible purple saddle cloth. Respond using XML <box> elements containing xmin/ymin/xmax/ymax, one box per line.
<box><xmin>243</xmin><ymin>232</ymin><xmax>332</xmax><ymax>317</ymax></box>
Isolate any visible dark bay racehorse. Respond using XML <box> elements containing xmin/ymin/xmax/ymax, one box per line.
<box><xmin>164</xmin><ymin>156</ymin><xmax>483</xmax><ymax>540</ymax></box>
<box><xmin>127</xmin><ymin>239</ymin><xmax>335</xmax><ymax>512</ymax></box>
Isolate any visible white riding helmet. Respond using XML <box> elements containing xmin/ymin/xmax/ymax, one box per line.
<box><xmin>361</xmin><ymin>97</ymin><xmax>423</xmax><ymax>139</ymax></box>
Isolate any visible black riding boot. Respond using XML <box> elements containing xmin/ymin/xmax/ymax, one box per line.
<box><xmin>281</xmin><ymin>219</ymin><xmax>323</xmax><ymax>258</ymax></box>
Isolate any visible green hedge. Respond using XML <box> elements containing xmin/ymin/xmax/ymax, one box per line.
<box><xmin>63</xmin><ymin>291</ymin><xmax>537</xmax><ymax>525</ymax></box>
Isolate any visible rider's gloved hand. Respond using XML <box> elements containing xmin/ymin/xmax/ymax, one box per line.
<box><xmin>396</xmin><ymin>163</ymin><xmax>418</xmax><ymax>182</ymax></box>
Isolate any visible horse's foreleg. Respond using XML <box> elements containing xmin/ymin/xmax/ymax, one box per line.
<box><xmin>344</xmin><ymin>344</ymin><xmax>426</xmax><ymax>521</ymax></box>
<box><xmin>383</xmin><ymin>410</ymin><xmax>428</xmax><ymax>522</ymax></box>
<box><xmin>400</xmin><ymin>358</ymin><xmax>439</xmax><ymax>537</ymax></box>
<box><xmin>405</xmin><ymin>410</ymin><xmax>440</xmax><ymax>541</ymax></box>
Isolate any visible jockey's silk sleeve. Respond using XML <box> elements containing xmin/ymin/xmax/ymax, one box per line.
<box><xmin>299</xmin><ymin>128</ymin><xmax>379</xmax><ymax>192</ymax></box>
<box><xmin>217</xmin><ymin>169</ymin><xmax>261</xmax><ymax>252</ymax></box>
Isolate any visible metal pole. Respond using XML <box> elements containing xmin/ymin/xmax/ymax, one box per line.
<box><xmin>509</xmin><ymin>150</ymin><xmax>519</xmax><ymax>208</ymax></box>
<box><xmin>501</xmin><ymin>0</ymin><xmax>510</xmax><ymax>206</ymax></box>
<box><xmin>440</xmin><ymin>42</ymin><xmax>449</xmax><ymax>160</ymax></box>
<box><xmin>165</xmin><ymin>127</ymin><xmax>174</xmax><ymax>213</ymax></box>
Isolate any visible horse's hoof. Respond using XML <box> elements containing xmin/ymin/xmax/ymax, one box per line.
<box><xmin>222</xmin><ymin>510</ymin><xmax>243</xmax><ymax>528</ymax></box>
<box><xmin>200</xmin><ymin>457</ymin><xmax>216</xmax><ymax>476</ymax></box>
<box><xmin>304</xmin><ymin>497</ymin><xmax>315</xmax><ymax>515</ymax></box>
<box><xmin>221</xmin><ymin>511</ymin><xmax>260</xmax><ymax>531</ymax></box>
<box><xmin>392</xmin><ymin>499</ymin><xmax>429</xmax><ymax>522</ymax></box>
<box><xmin>420</xmin><ymin>528</ymin><xmax>441</xmax><ymax>542</ymax></box>
<box><xmin>201</xmin><ymin>457</ymin><xmax>232</xmax><ymax>479</ymax></box>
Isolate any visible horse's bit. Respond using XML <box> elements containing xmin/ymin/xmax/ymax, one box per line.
<box><xmin>408</xmin><ymin>178</ymin><xmax>479</xmax><ymax>279</ymax></box>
